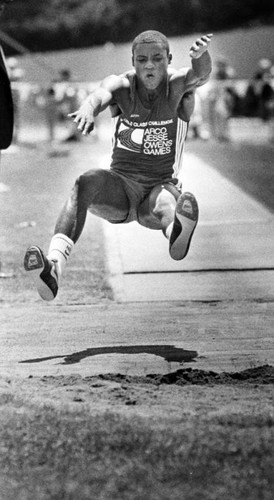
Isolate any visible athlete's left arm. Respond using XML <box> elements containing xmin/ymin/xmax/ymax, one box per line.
<box><xmin>185</xmin><ymin>34</ymin><xmax>213</xmax><ymax>89</ymax></box>
<box><xmin>169</xmin><ymin>34</ymin><xmax>212</xmax><ymax>121</ymax></box>
<box><xmin>170</xmin><ymin>34</ymin><xmax>213</xmax><ymax>92</ymax></box>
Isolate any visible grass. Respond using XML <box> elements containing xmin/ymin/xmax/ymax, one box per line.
<box><xmin>0</xmin><ymin>398</ymin><xmax>274</xmax><ymax>500</ymax></box>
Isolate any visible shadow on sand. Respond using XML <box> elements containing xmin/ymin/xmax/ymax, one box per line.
<box><xmin>19</xmin><ymin>344</ymin><xmax>198</xmax><ymax>365</ymax></box>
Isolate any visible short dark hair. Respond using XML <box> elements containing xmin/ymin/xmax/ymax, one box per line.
<box><xmin>132</xmin><ymin>30</ymin><xmax>170</xmax><ymax>54</ymax></box>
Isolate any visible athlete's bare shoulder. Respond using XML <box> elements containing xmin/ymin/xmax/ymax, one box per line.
<box><xmin>100</xmin><ymin>72</ymin><xmax>131</xmax><ymax>93</ymax></box>
<box><xmin>101</xmin><ymin>71</ymin><xmax>132</xmax><ymax>115</ymax></box>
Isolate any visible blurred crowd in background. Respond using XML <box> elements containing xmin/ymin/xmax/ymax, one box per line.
<box><xmin>4</xmin><ymin>53</ymin><xmax>274</xmax><ymax>147</ymax></box>
<box><xmin>189</xmin><ymin>56</ymin><xmax>274</xmax><ymax>143</ymax></box>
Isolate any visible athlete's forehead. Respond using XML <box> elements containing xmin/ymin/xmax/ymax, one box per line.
<box><xmin>133</xmin><ymin>42</ymin><xmax>168</xmax><ymax>57</ymax></box>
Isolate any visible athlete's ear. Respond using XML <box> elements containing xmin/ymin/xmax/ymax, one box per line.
<box><xmin>168</xmin><ymin>53</ymin><xmax>172</xmax><ymax>64</ymax></box>
<box><xmin>132</xmin><ymin>55</ymin><xmax>135</xmax><ymax>67</ymax></box>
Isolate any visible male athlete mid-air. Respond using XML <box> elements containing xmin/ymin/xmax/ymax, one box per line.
<box><xmin>24</xmin><ymin>31</ymin><xmax>213</xmax><ymax>300</ymax></box>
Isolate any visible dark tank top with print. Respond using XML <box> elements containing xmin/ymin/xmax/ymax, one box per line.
<box><xmin>110</xmin><ymin>73</ymin><xmax>188</xmax><ymax>183</ymax></box>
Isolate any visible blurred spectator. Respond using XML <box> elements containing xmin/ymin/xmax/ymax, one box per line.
<box><xmin>260</xmin><ymin>67</ymin><xmax>274</xmax><ymax>142</ymax></box>
<box><xmin>6</xmin><ymin>56</ymin><xmax>24</xmax><ymax>143</ymax></box>
<box><xmin>188</xmin><ymin>89</ymin><xmax>209</xmax><ymax>140</ymax></box>
<box><xmin>44</xmin><ymin>82</ymin><xmax>59</xmax><ymax>143</ymax></box>
<box><xmin>206</xmin><ymin>57</ymin><xmax>238</xmax><ymax>142</ymax></box>
<box><xmin>55</xmin><ymin>68</ymin><xmax>81</xmax><ymax>142</ymax></box>
<box><xmin>215</xmin><ymin>58</ymin><xmax>235</xmax><ymax>81</ymax></box>
<box><xmin>244</xmin><ymin>58</ymin><xmax>274</xmax><ymax>141</ymax></box>
<box><xmin>244</xmin><ymin>58</ymin><xmax>272</xmax><ymax>117</ymax></box>
<box><xmin>244</xmin><ymin>72</ymin><xmax>264</xmax><ymax>117</ymax></box>
<box><xmin>257</xmin><ymin>58</ymin><xmax>272</xmax><ymax>74</ymax></box>
<box><xmin>33</xmin><ymin>81</ymin><xmax>60</xmax><ymax>144</ymax></box>
<box><xmin>34</xmin><ymin>70</ymin><xmax>82</xmax><ymax>144</ymax></box>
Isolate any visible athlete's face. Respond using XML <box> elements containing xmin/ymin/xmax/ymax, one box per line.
<box><xmin>132</xmin><ymin>43</ymin><xmax>171</xmax><ymax>90</ymax></box>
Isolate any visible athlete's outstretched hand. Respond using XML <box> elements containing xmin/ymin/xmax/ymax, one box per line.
<box><xmin>189</xmin><ymin>34</ymin><xmax>213</xmax><ymax>59</ymax></box>
<box><xmin>68</xmin><ymin>101</ymin><xmax>95</xmax><ymax>135</ymax></box>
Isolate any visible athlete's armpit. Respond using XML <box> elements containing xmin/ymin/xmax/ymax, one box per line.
<box><xmin>110</xmin><ymin>103</ymin><xmax>122</xmax><ymax>118</ymax></box>
<box><xmin>177</xmin><ymin>90</ymin><xmax>195</xmax><ymax>122</ymax></box>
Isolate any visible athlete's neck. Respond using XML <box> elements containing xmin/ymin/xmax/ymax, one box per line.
<box><xmin>137</xmin><ymin>79</ymin><xmax>166</xmax><ymax>107</ymax></box>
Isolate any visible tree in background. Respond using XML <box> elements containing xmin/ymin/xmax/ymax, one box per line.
<box><xmin>0</xmin><ymin>0</ymin><xmax>273</xmax><ymax>55</ymax></box>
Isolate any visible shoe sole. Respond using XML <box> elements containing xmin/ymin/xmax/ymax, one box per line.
<box><xmin>24</xmin><ymin>246</ymin><xmax>57</xmax><ymax>301</ymax></box>
<box><xmin>169</xmin><ymin>192</ymin><xmax>199</xmax><ymax>261</ymax></box>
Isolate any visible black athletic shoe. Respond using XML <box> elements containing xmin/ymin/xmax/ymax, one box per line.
<box><xmin>24</xmin><ymin>245</ymin><xmax>59</xmax><ymax>301</ymax></box>
<box><xmin>169</xmin><ymin>192</ymin><xmax>199</xmax><ymax>261</ymax></box>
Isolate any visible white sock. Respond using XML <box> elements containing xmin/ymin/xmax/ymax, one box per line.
<box><xmin>47</xmin><ymin>233</ymin><xmax>74</xmax><ymax>276</ymax></box>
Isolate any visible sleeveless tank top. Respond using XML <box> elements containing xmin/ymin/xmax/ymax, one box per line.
<box><xmin>110</xmin><ymin>73</ymin><xmax>188</xmax><ymax>183</ymax></box>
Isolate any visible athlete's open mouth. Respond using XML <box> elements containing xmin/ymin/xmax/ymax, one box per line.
<box><xmin>144</xmin><ymin>73</ymin><xmax>157</xmax><ymax>88</ymax></box>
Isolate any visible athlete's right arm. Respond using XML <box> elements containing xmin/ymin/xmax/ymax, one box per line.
<box><xmin>68</xmin><ymin>74</ymin><xmax>130</xmax><ymax>135</ymax></box>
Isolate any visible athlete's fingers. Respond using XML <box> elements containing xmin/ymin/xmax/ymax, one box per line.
<box><xmin>68</xmin><ymin>113</ymin><xmax>80</xmax><ymax>123</ymax></box>
<box><xmin>73</xmin><ymin>115</ymin><xmax>82</xmax><ymax>124</ymax></box>
<box><xmin>194</xmin><ymin>39</ymin><xmax>207</xmax><ymax>48</ymax></box>
<box><xmin>82</xmin><ymin>122</ymin><xmax>94</xmax><ymax>135</ymax></box>
<box><xmin>190</xmin><ymin>41</ymin><xmax>201</xmax><ymax>53</ymax></box>
<box><xmin>77</xmin><ymin>118</ymin><xmax>87</xmax><ymax>131</ymax></box>
<box><xmin>204</xmin><ymin>34</ymin><xmax>213</xmax><ymax>40</ymax></box>
<box><xmin>68</xmin><ymin>111</ymin><xmax>82</xmax><ymax>124</ymax></box>
<box><xmin>190</xmin><ymin>34</ymin><xmax>212</xmax><ymax>57</ymax></box>
<box><xmin>189</xmin><ymin>43</ymin><xmax>204</xmax><ymax>56</ymax></box>
<box><xmin>197</xmin><ymin>34</ymin><xmax>213</xmax><ymax>43</ymax></box>
<box><xmin>191</xmin><ymin>34</ymin><xmax>213</xmax><ymax>50</ymax></box>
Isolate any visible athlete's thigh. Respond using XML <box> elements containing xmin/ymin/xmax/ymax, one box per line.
<box><xmin>79</xmin><ymin>168</ymin><xmax>129</xmax><ymax>222</ymax></box>
<box><xmin>138</xmin><ymin>182</ymin><xmax>180</xmax><ymax>229</ymax></box>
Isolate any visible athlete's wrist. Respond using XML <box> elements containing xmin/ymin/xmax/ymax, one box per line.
<box><xmin>86</xmin><ymin>97</ymin><xmax>96</xmax><ymax>110</ymax></box>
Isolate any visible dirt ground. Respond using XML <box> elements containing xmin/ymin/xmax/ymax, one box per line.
<box><xmin>1</xmin><ymin>364</ymin><xmax>274</xmax><ymax>499</ymax></box>
<box><xmin>2</xmin><ymin>364</ymin><xmax>274</xmax><ymax>417</ymax></box>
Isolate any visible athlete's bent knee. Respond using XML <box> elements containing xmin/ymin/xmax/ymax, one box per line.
<box><xmin>77</xmin><ymin>169</ymin><xmax>107</xmax><ymax>204</ymax></box>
